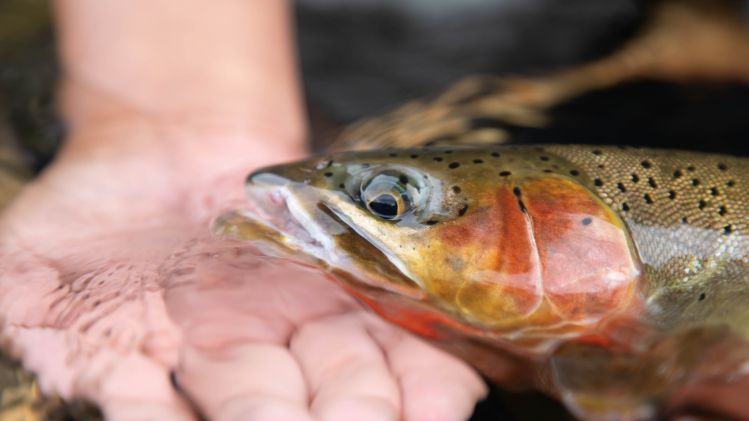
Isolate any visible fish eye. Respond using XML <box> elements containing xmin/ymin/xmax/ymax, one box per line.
<box><xmin>361</xmin><ymin>173</ymin><xmax>415</xmax><ymax>220</ymax></box>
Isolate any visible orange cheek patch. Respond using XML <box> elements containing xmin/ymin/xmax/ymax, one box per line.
<box><xmin>367</xmin><ymin>176</ymin><xmax>642</xmax><ymax>344</ymax></box>
<box><xmin>437</xmin><ymin>188</ymin><xmax>544</xmax><ymax>321</ymax></box>
<box><xmin>426</xmin><ymin>177</ymin><xmax>641</xmax><ymax>336</ymax></box>
<box><xmin>521</xmin><ymin>177</ymin><xmax>640</xmax><ymax>321</ymax></box>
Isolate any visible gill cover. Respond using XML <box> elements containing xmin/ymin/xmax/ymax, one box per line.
<box><xmin>240</xmin><ymin>153</ymin><xmax>643</xmax><ymax>348</ymax></box>
<box><xmin>330</xmin><ymin>168</ymin><xmax>642</xmax><ymax>342</ymax></box>
<box><xmin>417</xmin><ymin>175</ymin><xmax>641</xmax><ymax>339</ymax></box>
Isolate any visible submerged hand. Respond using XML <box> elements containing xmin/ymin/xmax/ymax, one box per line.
<box><xmin>0</xmin><ymin>152</ymin><xmax>485</xmax><ymax>421</ymax></box>
<box><xmin>0</xmin><ymin>1</ymin><xmax>486</xmax><ymax>420</ymax></box>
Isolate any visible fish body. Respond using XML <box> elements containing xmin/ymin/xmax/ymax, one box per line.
<box><xmin>218</xmin><ymin>144</ymin><xmax>749</xmax><ymax>419</ymax></box>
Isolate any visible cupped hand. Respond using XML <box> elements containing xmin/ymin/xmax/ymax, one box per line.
<box><xmin>0</xmin><ymin>1</ymin><xmax>486</xmax><ymax>420</ymax></box>
<box><xmin>0</xmin><ymin>147</ymin><xmax>485</xmax><ymax>421</ymax></box>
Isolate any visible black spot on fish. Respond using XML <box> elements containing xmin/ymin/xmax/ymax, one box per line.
<box><xmin>458</xmin><ymin>205</ymin><xmax>469</xmax><ymax>216</ymax></box>
<box><xmin>399</xmin><ymin>175</ymin><xmax>409</xmax><ymax>184</ymax></box>
<box><xmin>452</xmin><ymin>185</ymin><xmax>462</xmax><ymax>194</ymax></box>
<box><xmin>668</xmin><ymin>190</ymin><xmax>676</xmax><ymax>200</ymax></box>
<box><xmin>709</xmin><ymin>187</ymin><xmax>719</xmax><ymax>196</ymax></box>
<box><xmin>592</xmin><ymin>149</ymin><xmax>602</xmax><ymax>156</ymax></box>
<box><xmin>681</xmin><ymin>216</ymin><xmax>689</xmax><ymax>224</ymax></box>
<box><xmin>631</xmin><ymin>173</ymin><xmax>639</xmax><ymax>183</ymax></box>
<box><xmin>324</xmin><ymin>172</ymin><xmax>333</xmax><ymax>177</ymax></box>
<box><xmin>473</xmin><ymin>159</ymin><xmax>484</xmax><ymax>164</ymax></box>
<box><xmin>698</xmin><ymin>199</ymin><xmax>707</xmax><ymax>209</ymax></box>
<box><xmin>641</xmin><ymin>160</ymin><xmax>652</xmax><ymax>169</ymax></box>
<box><xmin>718</xmin><ymin>205</ymin><xmax>727</xmax><ymax>216</ymax></box>
<box><xmin>617</xmin><ymin>183</ymin><xmax>627</xmax><ymax>193</ymax></box>
<box><xmin>673</xmin><ymin>170</ymin><xmax>683</xmax><ymax>179</ymax></box>
<box><xmin>539</xmin><ymin>156</ymin><xmax>550</xmax><ymax>162</ymax></box>
<box><xmin>490</xmin><ymin>152</ymin><xmax>500</xmax><ymax>158</ymax></box>
<box><xmin>621</xmin><ymin>202</ymin><xmax>630</xmax><ymax>212</ymax></box>
<box><xmin>513</xmin><ymin>187</ymin><xmax>527</xmax><ymax>213</ymax></box>
<box><xmin>410</xmin><ymin>154</ymin><xmax>419</xmax><ymax>159</ymax></box>
<box><xmin>445</xmin><ymin>150</ymin><xmax>454</xmax><ymax>154</ymax></box>
<box><xmin>449</xmin><ymin>162</ymin><xmax>460</xmax><ymax>169</ymax></box>
<box><xmin>582</xmin><ymin>217</ymin><xmax>592</xmax><ymax>226</ymax></box>
<box><xmin>426</xmin><ymin>219</ymin><xmax>438</xmax><ymax>225</ymax></box>
<box><xmin>699</xmin><ymin>292</ymin><xmax>706</xmax><ymax>301</ymax></box>
<box><xmin>727</xmin><ymin>180</ymin><xmax>735</xmax><ymax>187</ymax></box>
<box><xmin>648</xmin><ymin>177</ymin><xmax>657</xmax><ymax>188</ymax></box>
<box><xmin>543</xmin><ymin>169</ymin><xmax>553</xmax><ymax>173</ymax></box>
<box><xmin>499</xmin><ymin>171</ymin><xmax>511</xmax><ymax>177</ymax></box>
<box><xmin>692</xmin><ymin>179</ymin><xmax>700</xmax><ymax>187</ymax></box>
<box><xmin>433</xmin><ymin>157</ymin><xmax>444</xmax><ymax>162</ymax></box>
<box><xmin>687</xmin><ymin>166</ymin><xmax>696</xmax><ymax>172</ymax></box>
<box><xmin>594</xmin><ymin>178</ymin><xmax>604</xmax><ymax>187</ymax></box>
<box><xmin>597</xmin><ymin>164</ymin><xmax>605</xmax><ymax>169</ymax></box>
<box><xmin>338</xmin><ymin>183</ymin><xmax>345</xmax><ymax>189</ymax></box>
<box><xmin>644</xmin><ymin>194</ymin><xmax>653</xmax><ymax>204</ymax></box>
<box><xmin>724</xmin><ymin>225</ymin><xmax>733</xmax><ymax>235</ymax></box>
<box><xmin>569</xmin><ymin>170</ymin><xmax>579</xmax><ymax>176</ymax></box>
<box><xmin>717</xmin><ymin>163</ymin><xmax>728</xmax><ymax>171</ymax></box>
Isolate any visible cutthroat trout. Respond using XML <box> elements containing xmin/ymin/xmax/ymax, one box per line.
<box><xmin>217</xmin><ymin>144</ymin><xmax>749</xmax><ymax>419</ymax></box>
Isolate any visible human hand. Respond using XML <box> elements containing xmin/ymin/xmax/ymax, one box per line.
<box><xmin>0</xmin><ymin>1</ymin><xmax>486</xmax><ymax>420</ymax></box>
<box><xmin>0</xmin><ymin>154</ymin><xmax>484</xmax><ymax>421</ymax></box>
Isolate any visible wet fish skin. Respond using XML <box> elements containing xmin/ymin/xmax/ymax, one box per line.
<box><xmin>228</xmin><ymin>144</ymin><xmax>749</xmax><ymax>419</ymax></box>
<box><xmin>543</xmin><ymin>145</ymin><xmax>749</xmax><ymax>336</ymax></box>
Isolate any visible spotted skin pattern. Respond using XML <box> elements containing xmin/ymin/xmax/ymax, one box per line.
<box><xmin>545</xmin><ymin>145</ymin><xmax>749</xmax><ymax>335</ymax></box>
<box><xmin>235</xmin><ymin>143</ymin><xmax>749</xmax><ymax>419</ymax></box>
<box><xmin>312</xmin><ymin>144</ymin><xmax>749</xmax><ymax>338</ymax></box>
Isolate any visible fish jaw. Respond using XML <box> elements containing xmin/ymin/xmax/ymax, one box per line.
<box><xmin>215</xmin><ymin>170</ymin><xmax>427</xmax><ymax>301</ymax></box>
<box><xmin>220</xmin><ymin>149</ymin><xmax>647</xmax><ymax>355</ymax></box>
<box><xmin>214</xmin><ymin>174</ymin><xmax>342</xmax><ymax>266</ymax></box>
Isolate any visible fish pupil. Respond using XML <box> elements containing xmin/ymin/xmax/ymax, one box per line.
<box><xmin>369</xmin><ymin>194</ymin><xmax>399</xmax><ymax>219</ymax></box>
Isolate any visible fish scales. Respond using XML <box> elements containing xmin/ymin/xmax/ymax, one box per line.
<box><xmin>222</xmin><ymin>143</ymin><xmax>749</xmax><ymax>420</ymax></box>
<box><xmin>545</xmin><ymin>145</ymin><xmax>749</xmax><ymax>335</ymax></box>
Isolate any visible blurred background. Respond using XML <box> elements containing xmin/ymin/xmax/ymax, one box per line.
<box><xmin>1</xmin><ymin>0</ymin><xmax>749</xmax><ymax>419</ymax></box>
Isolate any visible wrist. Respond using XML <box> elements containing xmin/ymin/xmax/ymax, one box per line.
<box><xmin>58</xmin><ymin>96</ymin><xmax>308</xmax><ymax>180</ymax></box>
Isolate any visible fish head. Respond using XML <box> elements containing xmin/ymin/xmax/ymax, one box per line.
<box><xmin>221</xmin><ymin>147</ymin><xmax>642</xmax><ymax>352</ymax></box>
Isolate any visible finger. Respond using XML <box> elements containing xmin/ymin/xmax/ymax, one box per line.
<box><xmin>366</xmin><ymin>315</ymin><xmax>488</xmax><ymax>421</ymax></box>
<box><xmin>104</xmin><ymin>400</ymin><xmax>194</xmax><ymax>421</ymax></box>
<box><xmin>11</xmin><ymin>327</ymin><xmax>193</xmax><ymax>421</ymax></box>
<box><xmin>176</xmin><ymin>343</ymin><xmax>313</xmax><ymax>421</ymax></box>
<box><xmin>95</xmin><ymin>353</ymin><xmax>194</xmax><ymax>421</ymax></box>
<box><xmin>2</xmin><ymin>256</ymin><xmax>194</xmax><ymax>421</ymax></box>
<box><xmin>290</xmin><ymin>312</ymin><xmax>401</xmax><ymax>421</ymax></box>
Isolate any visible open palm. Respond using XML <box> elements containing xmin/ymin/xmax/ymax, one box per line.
<box><xmin>0</xmin><ymin>152</ymin><xmax>485</xmax><ymax>420</ymax></box>
<box><xmin>0</xmin><ymin>1</ymin><xmax>485</xmax><ymax>420</ymax></box>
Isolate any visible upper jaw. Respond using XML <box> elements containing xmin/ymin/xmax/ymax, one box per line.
<box><xmin>239</xmin><ymin>178</ymin><xmax>347</xmax><ymax>266</ymax></box>
<box><xmin>239</xmin><ymin>174</ymin><xmax>425</xmax><ymax>299</ymax></box>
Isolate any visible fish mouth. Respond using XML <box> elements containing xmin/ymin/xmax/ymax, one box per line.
<box><xmin>216</xmin><ymin>173</ymin><xmax>424</xmax><ymax>299</ymax></box>
<box><xmin>215</xmin><ymin>173</ymin><xmax>341</xmax><ymax>266</ymax></box>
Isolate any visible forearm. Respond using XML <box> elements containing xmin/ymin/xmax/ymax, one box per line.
<box><xmin>53</xmin><ymin>0</ymin><xmax>307</xmax><ymax>168</ymax></box>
